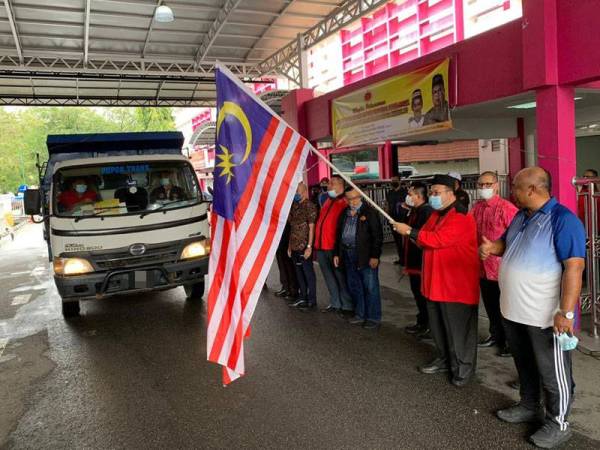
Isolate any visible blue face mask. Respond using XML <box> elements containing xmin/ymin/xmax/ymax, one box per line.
<box><xmin>429</xmin><ymin>195</ymin><xmax>443</xmax><ymax>210</ymax></box>
<box><xmin>293</xmin><ymin>193</ymin><xmax>302</xmax><ymax>203</ymax></box>
<box><xmin>327</xmin><ymin>190</ymin><xmax>337</xmax><ymax>198</ymax></box>
<box><xmin>74</xmin><ymin>184</ymin><xmax>87</xmax><ymax>194</ymax></box>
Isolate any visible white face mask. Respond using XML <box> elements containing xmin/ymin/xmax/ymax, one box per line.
<box><xmin>478</xmin><ymin>188</ymin><xmax>494</xmax><ymax>200</ymax></box>
<box><xmin>160</xmin><ymin>178</ymin><xmax>171</xmax><ymax>186</ymax></box>
<box><xmin>405</xmin><ymin>194</ymin><xmax>414</xmax><ymax>207</ymax></box>
<box><xmin>74</xmin><ymin>184</ymin><xmax>87</xmax><ymax>194</ymax></box>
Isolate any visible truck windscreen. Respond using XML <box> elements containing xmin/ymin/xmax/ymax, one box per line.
<box><xmin>53</xmin><ymin>161</ymin><xmax>202</xmax><ymax>217</ymax></box>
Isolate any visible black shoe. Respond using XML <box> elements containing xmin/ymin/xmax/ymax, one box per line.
<box><xmin>508</xmin><ymin>380</ymin><xmax>520</xmax><ymax>390</ymax></box>
<box><xmin>405</xmin><ymin>323</ymin><xmax>423</xmax><ymax>334</ymax></box>
<box><xmin>320</xmin><ymin>305</ymin><xmax>337</xmax><ymax>313</ymax></box>
<box><xmin>419</xmin><ymin>358</ymin><xmax>449</xmax><ymax>374</ymax></box>
<box><xmin>275</xmin><ymin>289</ymin><xmax>288</xmax><ymax>297</ymax></box>
<box><xmin>338</xmin><ymin>309</ymin><xmax>354</xmax><ymax>319</ymax></box>
<box><xmin>496</xmin><ymin>404</ymin><xmax>544</xmax><ymax>424</ymax></box>
<box><xmin>529</xmin><ymin>423</ymin><xmax>572</xmax><ymax>448</ymax></box>
<box><xmin>416</xmin><ymin>328</ymin><xmax>431</xmax><ymax>340</ymax></box>
<box><xmin>498</xmin><ymin>344</ymin><xmax>512</xmax><ymax>357</ymax></box>
<box><xmin>451</xmin><ymin>375</ymin><xmax>471</xmax><ymax>387</ymax></box>
<box><xmin>363</xmin><ymin>321</ymin><xmax>380</xmax><ymax>330</ymax></box>
<box><xmin>289</xmin><ymin>300</ymin><xmax>307</xmax><ymax>308</ymax></box>
<box><xmin>478</xmin><ymin>336</ymin><xmax>497</xmax><ymax>348</ymax></box>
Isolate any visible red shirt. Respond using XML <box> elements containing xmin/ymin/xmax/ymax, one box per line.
<box><xmin>471</xmin><ymin>196</ymin><xmax>518</xmax><ymax>281</ymax></box>
<box><xmin>58</xmin><ymin>189</ymin><xmax>98</xmax><ymax>211</ymax></box>
<box><xmin>314</xmin><ymin>196</ymin><xmax>347</xmax><ymax>251</ymax></box>
<box><xmin>417</xmin><ymin>207</ymin><xmax>480</xmax><ymax>305</ymax></box>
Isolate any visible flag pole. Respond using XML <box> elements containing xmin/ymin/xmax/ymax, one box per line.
<box><xmin>307</xmin><ymin>146</ymin><xmax>395</xmax><ymax>224</ymax></box>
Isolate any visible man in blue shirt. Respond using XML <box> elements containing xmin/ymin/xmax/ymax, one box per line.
<box><xmin>480</xmin><ymin>167</ymin><xmax>585</xmax><ymax>449</ymax></box>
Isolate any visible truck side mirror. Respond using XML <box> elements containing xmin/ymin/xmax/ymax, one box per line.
<box><xmin>24</xmin><ymin>189</ymin><xmax>41</xmax><ymax>215</ymax></box>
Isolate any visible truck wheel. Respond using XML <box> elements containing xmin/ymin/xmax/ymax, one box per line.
<box><xmin>184</xmin><ymin>282</ymin><xmax>205</xmax><ymax>300</ymax></box>
<box><xmin>62</xmin><ymin>301</ymin><xmax>80</xmax><ymax>318</ymax></box>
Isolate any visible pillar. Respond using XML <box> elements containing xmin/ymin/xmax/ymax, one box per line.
<box><xmin>535</xmin><ymin>85</ymin><xmax>576</xmax><ymax>212</ymax></box>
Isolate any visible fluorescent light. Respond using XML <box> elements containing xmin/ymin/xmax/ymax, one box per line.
<box><xmin>507</xmin><ymin>101</ymin><xmax>537</xmax><ymax>110</ymax></box>
<box><xmin>155</xmin><ymin>5</ymin><xmax>174</xmax><ymax>22</ymax></box>
<box><xmin>507</xmin><ymin>97</ymin><xmax>583</xmax><ymax>110</ymax></box>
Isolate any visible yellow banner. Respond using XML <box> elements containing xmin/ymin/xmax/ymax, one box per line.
<box><xmin>332</xmin><ymin>59</ymin><xmax>452</xmax><ymax>147</ymax></box>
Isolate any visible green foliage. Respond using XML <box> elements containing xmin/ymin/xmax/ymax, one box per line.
<box><xmin>0</xmin><ymin>107</ymin><xmax>176</xmax><ymax>193</ymax></box>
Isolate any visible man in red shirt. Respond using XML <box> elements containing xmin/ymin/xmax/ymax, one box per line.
<box><xmin>392</xmin><ymin>174</ymin><xmax>480</xmax><ymax>387</ymax></box>
<box><xmin>472</xmin><ymin>171</ymin><xmax>517</xmax><ymax>357</ymax></box>
<box><xmin>58</xmin><ymin>178</ymin><xmax>99</xmax><ymax>213</ymax></box>
<box><xmin>314</xmin><ymin>175</ymin><xmax>353</xmax><ymax>315</ymax></box>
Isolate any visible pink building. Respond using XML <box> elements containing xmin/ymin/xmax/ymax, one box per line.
<box><xmin>283</xmin><ymin>0</ymin><xmax>600</xmax><ymax>213</ymax></box>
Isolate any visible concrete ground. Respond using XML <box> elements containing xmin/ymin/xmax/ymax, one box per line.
<box><xmin>1</xmin><ymin>224</ymin><xmax>599</xmax><ymax>449</ymax></box>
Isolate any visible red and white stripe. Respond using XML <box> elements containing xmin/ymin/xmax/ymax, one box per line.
<box><xmin>207</xmin><ymin>116</ymin><xmax>310</xmax><ymax>384</ymax></box>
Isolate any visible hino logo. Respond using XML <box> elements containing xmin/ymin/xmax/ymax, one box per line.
<box><xmin>129</xmin><ymin>243</ymin><xmax>147</xmax><ymax>256</ymax></box>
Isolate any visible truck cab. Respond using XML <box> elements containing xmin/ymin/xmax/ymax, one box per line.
<box><xmin>25</xmin><ymin>132</ymin><xmax>210</xmax><ymax>317</ymax></box>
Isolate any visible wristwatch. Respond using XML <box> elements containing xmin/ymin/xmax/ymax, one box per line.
<box><xmin>560</xmin><ymin>310</ymin><xmax>575</xmax><ymax>320</ymax></box>
<box><xmin>405</xmin><ymin>227</ymin><xmax>412</xmax><ymax>236</ymax></box>
<box><xmin>306</xmin><ymin>245</ymin><xmax>312</xmax><ymax>249</ymax></box>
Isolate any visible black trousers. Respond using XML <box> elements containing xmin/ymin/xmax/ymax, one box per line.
<box><xmin>291</xmin><ymin>251</ymin><xmax>317</xmax><ymax>305</ymax></box>
<box><xmin>427</xmin><ymin>300</ymin><xmax>478</xmax><ymax>379</ymax></box>
<box><xmin>503</xmin><ymin>318</ymin><xmax>575</xmax><ymax>430</ymax></box>
<box><xmin>275</xmin><ymin>246</ymin><xmax>298</xmax><ymax>295</ymax></box>
<box><xmin>392</xmin><ymin>232</ymin><xmax>404</xmax><ymax>265</ymax></box>
<box><xmin>409</xmin><ymin>275</ymin><xmax>428</xmax><ymax>327</ymax></box>
<box><xmin>480</xmin><ymin>279</ymin><xmax>506</xmax><ymax>346</ymax></box>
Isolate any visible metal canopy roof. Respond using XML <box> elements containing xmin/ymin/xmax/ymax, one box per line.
<box><xmin>0</xmin><ymin>0</ymin><xmax>372</xmax><ymax>106</ymax></box>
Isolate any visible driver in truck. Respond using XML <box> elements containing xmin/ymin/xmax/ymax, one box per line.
<box><xmin>58</xmin><ymin>177</ymin><xmax>100</xmax><ymax>212</ymax></box>
<box><xmin>150</xmin><ymin>171</ymin><xmax>186</xmax><ymax>202</ymax></box>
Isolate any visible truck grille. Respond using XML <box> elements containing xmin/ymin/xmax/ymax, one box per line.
<box><xmin>91</xmin><ymin>242</ymin><xmax>180</xmax><ymax>270</ymax></box>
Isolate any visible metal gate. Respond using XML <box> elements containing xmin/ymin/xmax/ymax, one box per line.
<box><xmin>573</xmin><ymin>177</ymin><xmax>600</xmax><ymax>337</ymax></box>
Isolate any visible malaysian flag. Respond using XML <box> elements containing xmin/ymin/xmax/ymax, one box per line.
<box><xmin>207</xmin><ymin>64</ymin><xmax>310</xmax><ymax>385</ymax></box>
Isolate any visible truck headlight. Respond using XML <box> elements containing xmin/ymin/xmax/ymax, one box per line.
<box><xmin>181</xmin><ymin>240</ymin><xmax>210</xmax><ymax>260</ymax></box>
<box><xmin>54</xmin><ymin>257</ymin><xmax>94</xmax><ymax>276</ymax></box>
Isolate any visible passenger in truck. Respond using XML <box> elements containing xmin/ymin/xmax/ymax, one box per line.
<box><xmin>57</xmin><ymin>177</ymin><xmax>100</xmax><ymax>213</ymax></box>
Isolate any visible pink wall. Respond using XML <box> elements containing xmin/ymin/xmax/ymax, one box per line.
<box><xmin>557</xmin><ymin>0</ymin><xmax>600</xmax><ymax>85</ymax></box>
<box><xmin>522</xmin><ymin>0</ymin><xmax>558</xmax><ymax>89</ymax></box>
<box><xmin>303</xmin><ymin>20</ymin><xmax>523</xmax><ymax>142</ymax></box>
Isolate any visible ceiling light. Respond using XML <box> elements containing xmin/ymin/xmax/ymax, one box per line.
<box><xmin>507</xmin><ymin>101</ymin><xmax>537</xmax><ymax>110</ymax></box>
<box><xmin>507</xmin><ymin>97</ymin><xmax>583</xmax><ymax>110</ymax></box>
<box><xmin>589</xmin><ymin>124</ymin><xmax>599</xmax><ymax>129</ymax></box>
<box><xmin>155</xmin><ymin>5</ymin><xmax>174</xmax><ymax>22</ymax></box>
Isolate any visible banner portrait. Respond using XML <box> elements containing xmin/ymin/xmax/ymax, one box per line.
<box><xmin>332</xmin><ymin>59</ymin><xmax>452</xmax><ymax>147</ymax></box>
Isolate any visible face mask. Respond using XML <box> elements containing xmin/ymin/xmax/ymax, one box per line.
<box><xmin>350</xmin><ymin>202</ymin><xmax>362</xmax><ymax>211</ymax></box>
<box><xmin>327</xmin><ymin>190</ymin><xmax>337</xmax><ymax>198</ymax></box>
<box><xmin>429</xmin><ymin>195</ymin><xmax>443</xmax><ymax>210</ymax></box>
<box><xmin>478</xmin><ymin>188</ymin><xmax>494</xmax><ymax>200</ymax></box>
<box><xmin>405</xmin><ymin>195</ymin><xmax>414</xmax><ymax>207</ymax></box>
<box><xmin>293</xmin><ymin>193</ymin><xmax>302</xmax><ymax>203</ymax></box>
<box><xmin>160</xmin><ymin>178</ymin><xmax>170</xmax><ymax>186</ymax></box>
<box><xmin>75</xmin><ymin>184</ymin><xmax>87</xmax><ymax>194</ymax></box>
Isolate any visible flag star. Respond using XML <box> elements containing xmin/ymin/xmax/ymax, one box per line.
<box><xmin>216</xmin><ymin>144</ymin><xmax>236</xmax><ymax>184</ymax></box>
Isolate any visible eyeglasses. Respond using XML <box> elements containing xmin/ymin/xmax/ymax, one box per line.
<box><xmin>477</xmin><ymin>182</ymin><xmax>496</xmax><ymax>188</ymax></box>
<box><xmin>429</xmin><ymin>189</ymin><xmax>450</xmax><ymax>196</ymax></box>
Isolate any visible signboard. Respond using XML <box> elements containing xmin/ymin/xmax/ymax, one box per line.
<box><xmin>332</xmin><ymin>59</ymin><xmax>452</xmax><ymax>147</ymax></box>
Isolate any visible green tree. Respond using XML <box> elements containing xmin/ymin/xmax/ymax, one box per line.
<box><xmin>0</xmin><ymin>106</ymin><xmax>175</xmax><ymax>193</ymax></box>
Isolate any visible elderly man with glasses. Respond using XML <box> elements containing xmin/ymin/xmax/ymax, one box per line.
<box><xmin>391</xmin><ymin>174</ymin><xmax>480</xmax><ymax>387</ymax></box>
<box><xmin>472</xmin><ymin>171</ymin><xmax>518</xmax><ymax>357</ymax></box>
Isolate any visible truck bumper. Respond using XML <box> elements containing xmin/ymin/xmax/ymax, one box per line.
<box><xmin>54</xmin><ymin>257</ymin><xmax>209</xmax><ymax>302</ymax></box>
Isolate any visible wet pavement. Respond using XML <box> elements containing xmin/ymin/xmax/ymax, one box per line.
<box><xmin>1</xmin><ymin>224</ymin><xmax>600</xmax><ymax>449</ymax></box>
